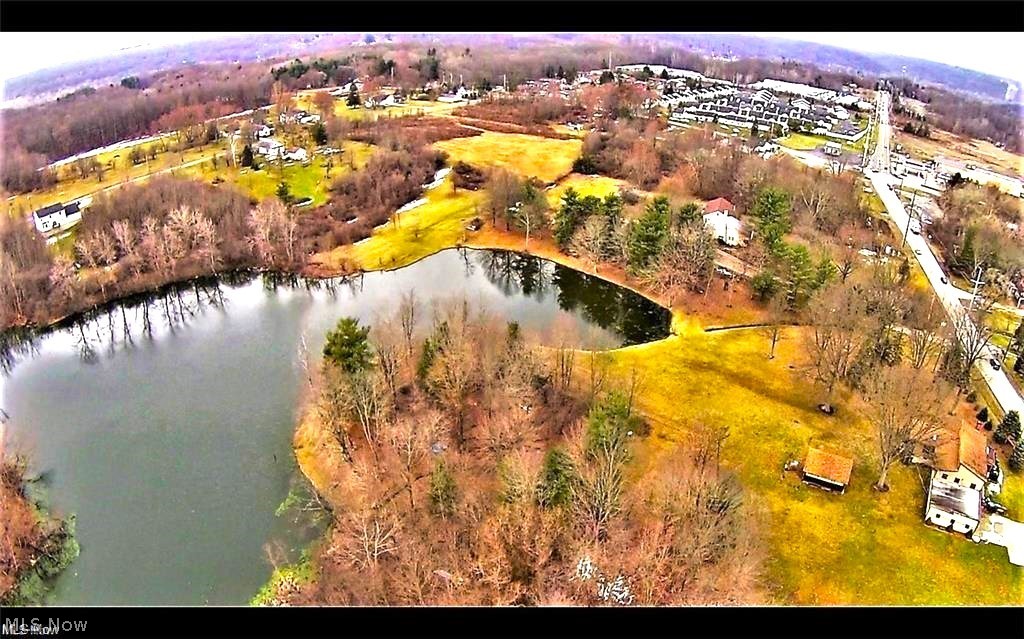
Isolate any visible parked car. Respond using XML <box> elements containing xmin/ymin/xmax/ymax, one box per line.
<box><xmin>990</xmin><ymin>358</ymin><xmax>1002</xmax><ymax>371</ymax></box>
<box><xmin>940</xmin><ymin>276</ymin><xmax>949</xmax><ymax>285</ymax></box>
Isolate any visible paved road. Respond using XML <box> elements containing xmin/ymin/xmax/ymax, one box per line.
<box><xmin>866</xmin><ymin>91</ymin><xmax>1024</xmax><ymax>417</ymax></box>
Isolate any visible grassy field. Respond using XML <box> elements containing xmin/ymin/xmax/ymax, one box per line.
<box><xmin>292</xmin><ymin>91</ymin><xmax>464</xmax><ymax>121</ymax></box>
<box><xmin>434</xmin><ymin>132</ymin><xmax>582</xmax><ymax>183</ymax></box>
<box><xmin>312</xmin><ymin>175</ymin><xmax>487</xmax><ymax>273</ymax></box>
<box><xmin>5</xmin><ymin>143</ymin><xmax>228</xmax><ymax>217</ymax></box>
<box><xmin>545</xmin><ymin>173</ymin><xmax>628</xmax><ymax>208</ymax></box>
<box><xmin>778</xmin><ymin>130</ymin><xmax>869</xmax><ymax>155</ymax></box>
<box><xmin>599</xmin><ymin>326</ymin><xmax>1023</xmax><ymax>604</ymax></box>
<box><xmin>176</xmin><ymin>141</ymin><xmax>375</xmax><ymax>207</ymax></box>
<box><xmin>895</xmin><ymin>128</ymin><xmax>1024</xmax><ymax>180</ymax></box>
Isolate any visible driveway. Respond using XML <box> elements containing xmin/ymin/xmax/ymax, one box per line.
<box><xmin>975</xmin><ymin>514</ymin><xmax>1024</xmax><ymax>566</ymax></box>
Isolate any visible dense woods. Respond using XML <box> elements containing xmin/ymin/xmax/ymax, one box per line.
<box><xmin>279</xmin><ymin>302</ymin><xmax>762</xmax><ymax>605</ymax></box>
<box><xmin>2</xmin><ymin>64</ymin><xmax>272</xmax><ymax>169</ymax></box>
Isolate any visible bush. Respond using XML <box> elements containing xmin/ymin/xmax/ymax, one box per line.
<box><xmin>977</xmin><ymin>406</ymin><xmax>989</xmax><ymax>422</ymax></box>
<box><xmin>428</xmin><ymin>460</ymin><xmax>457</xmax><ymax>518</ymax></box>
<box><xmin>536</xmin><ymin>448</ymin><xmax>575</xmax><ymax>509</ymax></box>
<box><xmin>751</xmin><ymin>271</ymin><xmax>779</xmax><ymax>301</ymax></box>
<box><xmin>572</xmin><ymin>154</ymin><xmax>598</xmax><ymax>174</ymax></box>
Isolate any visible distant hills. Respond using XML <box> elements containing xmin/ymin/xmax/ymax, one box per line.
<box><xmin>3</xmin><ymin>32</ymin><xmax>1020</xmax><ymax>108</ymax></box>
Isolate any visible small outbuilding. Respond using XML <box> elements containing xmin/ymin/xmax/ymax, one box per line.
<box><xmin>801</xmin><ymin>448</ymin><xmax>854</xmax><ymax>493</ymax></box>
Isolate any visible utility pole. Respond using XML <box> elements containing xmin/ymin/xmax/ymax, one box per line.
<box><xmin>901</xmin><ymin>189</ymin><xmax>918</xmax><ymax>249</ymax></box>
<box><xmin>967</xmin><ymin>265</ymin><xmax>985</xmax><ymax>314</ymax></box>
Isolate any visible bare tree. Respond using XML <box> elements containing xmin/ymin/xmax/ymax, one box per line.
<box><xmin>398</xmin><ymin>290</ymin><xmax>418</xmax><ymax>360</ymax></box>
<box><xmin>865</xmin><ymin>365</ymin><xmax>948</xmax><ymax>491</ymax></box>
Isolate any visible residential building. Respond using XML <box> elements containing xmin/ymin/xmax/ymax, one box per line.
<box><xmin>801</xmin><ymin>448</ymin><xmax>854</xmax><ymax>493</ymax></box>
<box><xmin>702</xmin><ymin>197</ymin><xmax>743</xmax><ymax>246</ymax></box>
<box><xmin>925</xmin><ymin>480</ymin><xmax>983</xmax><ymax>535</ymax></box>
<box><xmin>253</xmin><ymin>138</ymin><xmax>285</xmax><ymax>159</ymax></box>
<box><xmin>284</xmin><ymin>147</ymin><xmax>308</xmax><ymax>163</ymax></box>
<box><xmin>922</xmin><ymin>423</ymin><xmax>998</xmax><ymax>535</ymax></box>
<box><xmin>32</xmin><ymin>202</ymin><xmax>83</xmax><ymax>235</ymax></box>
<box><xmin>824</xmin><ymin>141</ymin><xmax>843</xmax><ymax>157</ymax></box>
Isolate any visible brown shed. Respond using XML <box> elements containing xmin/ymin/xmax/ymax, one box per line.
<box><xmin>802</xmin><ymin>448</ymin><xmax>854</xmax><ymax>493</ymax></box>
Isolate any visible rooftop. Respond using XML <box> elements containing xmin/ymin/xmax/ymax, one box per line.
<box><xmin>933</xmin><ymin>423</ymin><xmax>989</xmax><ymax>478</ymax></box>
<box><xmin>803</xmin><ymin>448</ymin><xmax>854</xmax><ymax>486</ymax></box>
<box><xmin>704</xmin><ymin>197</ymin><xmax>734</xmax><ymax>213</ymax></box>
<box><xmin>929</xmin><ymin>478</ymin><xmax>982</xmax><ymax>521</ymax></box>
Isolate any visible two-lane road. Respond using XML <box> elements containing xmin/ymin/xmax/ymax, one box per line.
<box><xmin>867</xmin><ymin>91</ymin><xmax>1023</xmax><ymax>417</ymax></box>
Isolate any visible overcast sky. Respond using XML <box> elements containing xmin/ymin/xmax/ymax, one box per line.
<box><xmin>0</xmin><ymin>32</ymin><xmax>1021</xmax><ymax>85</ymax></box>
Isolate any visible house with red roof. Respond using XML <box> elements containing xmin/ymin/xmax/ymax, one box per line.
<box><xmin>702</xmin><ymin>197</ymin><xmax>743</xmax><ymax>246</ymax></box>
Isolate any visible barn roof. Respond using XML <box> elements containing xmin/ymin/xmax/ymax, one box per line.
<box><xmin>803</xmin><ymin>448</ymin><xmax>853</xmax><ymax>486</ymax></box>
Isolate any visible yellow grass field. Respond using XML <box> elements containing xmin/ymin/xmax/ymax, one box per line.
<box><xmin>5</xmin><ymin>143</ymin><xmax>228</xmax><ymax>217</ymax></box>
<box><xmin>312</xmin><ymin>175</ymin><xmax>487</xmax><ymax>273</ymax></box>
<box><xmin>433</xmin><ymin>132</ymin><xmax>582</xmax><ymax>183</ymax></box>
<box><xmin>545</xmin><ymin>173</ymin><xmax>628</xmax><ymax>207</ymax></box>
<box><xmin>599</xmin><ymin>326</ymin><xmax>1023</xmax><ymax>604</ymax></box>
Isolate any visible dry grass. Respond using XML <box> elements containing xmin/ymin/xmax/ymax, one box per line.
<box><xmin>433</xmin><ymin>132</ymin><xmax>582</xmax><ymax>183</ymax></box>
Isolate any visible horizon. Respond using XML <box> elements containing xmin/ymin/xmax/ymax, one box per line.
<box><xmin>0</xmin><ymin>32</ymin><xmax>1021</xmax><ymax>88</ymax></box>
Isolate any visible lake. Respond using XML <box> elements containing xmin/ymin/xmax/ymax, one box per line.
<box><xmin>0</xmin><ymin>248</ymin><xmax>671</xmax><ymax>605</ymax></box>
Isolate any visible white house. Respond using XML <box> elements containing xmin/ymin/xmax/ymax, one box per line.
<box><xmin>253</xmin><ymin>138</ymin><xmax>285</xmax><ymax>159</ymax></box>
<box><xmin>925</xmin><ymin>480</ymin><xmax>983</xmax><ymax>535</ymax></box>
<box><xmin>253</xmin><ymin>123</ymin><xmax>273</xmax><ymax>138</ymax></box>
<box><xmin>823</xmin><ymin>141</ymin><xmax>843</xmax><ymax>157</ymax></box>
<box><xmin>32</xmin><ymin>202</ymin><xmax>83</xmax><ymax>235</ymax></box>
<box><xmin>923</xmin><ymin>424</ymin><xmax>995</xmax><ymax>536</ymax></box>
<box><xmin>284</xmin><ymin>147</ymin><xmax>308</xmax><ymax>163</ymax></box>
<box><xmin>703</xmin><ymin>211</ymin><xmax>743</xmax><ymax>247</ymax></box>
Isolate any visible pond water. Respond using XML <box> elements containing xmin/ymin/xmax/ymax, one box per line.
<box><xmin>0</xmin><ymin>248</ymin><xmax>670</xmax><ymax>605</ymax></box>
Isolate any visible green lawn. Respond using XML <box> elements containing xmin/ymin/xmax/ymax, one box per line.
<box><xmin>778</xmin><ymin>128</ymin><xmax>870</xmax><ymax>156</ymax></box>
<box><xmin>174</xmin><ymin>141</ymin><xmax>375</xmax><ymax>207</ymax></box>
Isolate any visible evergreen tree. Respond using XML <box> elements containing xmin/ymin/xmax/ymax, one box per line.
<box><xmin>536</xmin><ymin>448</ymin><xmax>575</xmax><ymax>508</ymax></box>
<box><xmin>676</xmin><ymin>202</ymin><xmax>702</xmax><ymax>228</ymax></box>
<box><xmin>323</xmin><ymin>317</ymin><xmax>372</xmax><ymax>374</ymax></box>
<box><xmin>428</xmin><ymin>460</ymin><xmax>457</xmax><ymax>517</ymax></box>
<box><xmin>627</xmin><ymin>196</ymin><xmax>671</xmax><ymax>272</ymax></box>
<box><xmin>752</xmin><ymin>187</ymin><xmax>792</xmax><ymax>253</ymax></box>
<box><xmin>995</xmin><ymin>410</ymin><xmax>1021</xmax><ymax>445</ymax></box>
<box><xmin>241</xmin><ymin>144</ymin><xmax>255</xmax><ymax>168</ymax></box>
<box><xmin>1010</xmin><ymin>441</ymin><xmax>1024</xmax><ymax>472</ymax></box>
<box><xmin>276</xmin><ymin>181</ymin><xmax>292</xmax><ymax>204</ymax></box>
<box><xmin>585</xmin><ymin>391</ymin><xmax>641</xmax><ymax>457</ymax></box>
<box><xmin>597</xmin><ymin>193</ymin><xmax>623</xmax><ymax>261</ymax></box>
<box><xmin>553</xmin><ymin>187</ymin><xmax>583</xmax><ymax>249</ymax></box>
<box><xmin>311</xmin><ymin>121</ymin><xmax>328</xmax><ymax>145</ymax></box>
<box><xmin>659</xmin><ymin>68</ymin><xmax>670</xmax><ymax>80</ymax></box>
<box><xmin>346</xmin><ymin>85</ymin><xmax>361</xmax><ymax>107</ymax></box>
